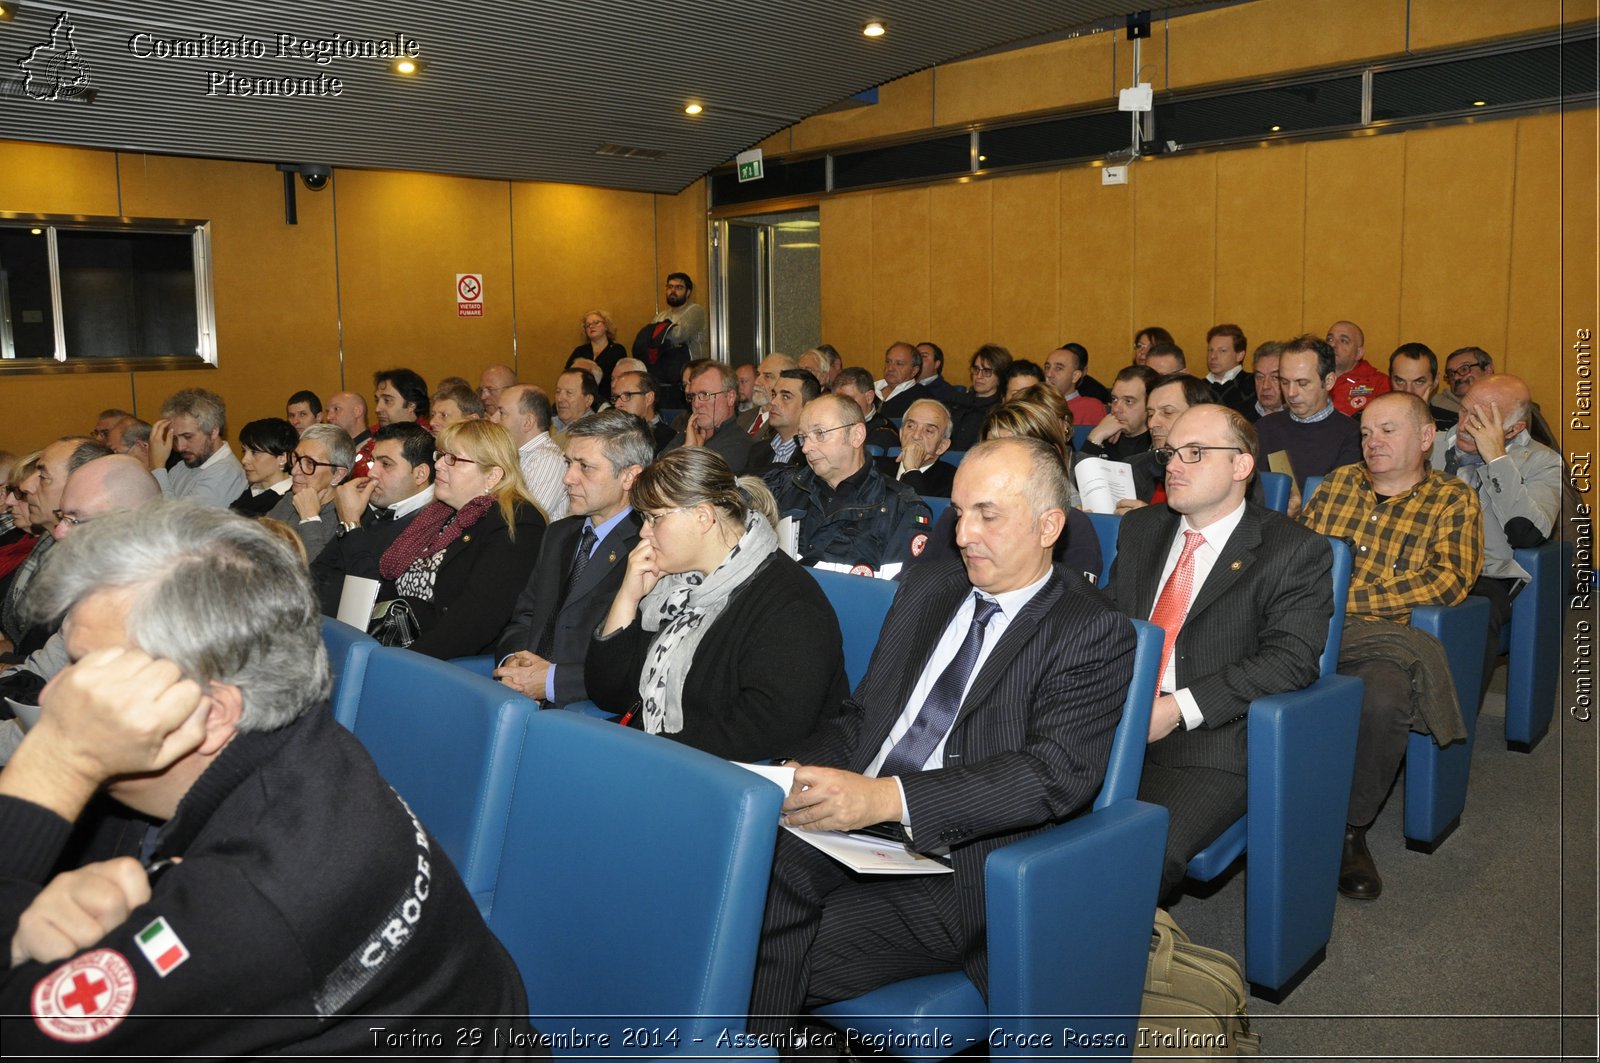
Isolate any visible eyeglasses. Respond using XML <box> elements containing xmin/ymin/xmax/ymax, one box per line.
<box><xmin>1153</xmin><ymin>445</ymin><xmax>1245</xmax><ymax>466</ymax></box>
<box><xmin>798</xmin><ymin>424</ymin><xmax>853</xmax><ymax>446</ymax></box>
<box><xmin>4</xmin><ymin>486</ymin><xmax>25</xmax><ymax>500</ymax></box>
<box><xmin>970</xmin><ymin>365</ymin><xmax>996</xmax><ymax>377</ymax></box>
<box><xmin>639</xmin><ymin>506</ymin><xmax>692</xmax><ymax>526</ymax></box>
<box><xmin>433</xmin><ymin>452</ymin><xmax>480</xmax><ymax>468</ymax></box>
<box><xmin>687</xmin><ymin>389</ymin><xmax>729</xmax><ymax>404</ymax></box>
<box><xmin>293</xmin><ymin>454</ymin><xmax>344</xmax><ymax>475</ymax></box>
<box><xmin>1446</xmin><ymin>363</ymin><xmax>1487</xmax><ymax>380</ymax></box>
<box><xmin>611</xmin><ymin>390</ymin><xmax>645</xmax><ymax>402</ymax></box>
<box><xmin>53</xmin><ymin>509</ymin><xmax>90</xmax><ymax>528</ymax></box>
<box><xmin>583</xmin><ymin>319</ymin><xmax>606</xmax><ymax>328</ymax></box>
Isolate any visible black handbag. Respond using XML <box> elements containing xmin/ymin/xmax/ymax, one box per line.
<box><xmin>368</xmin><ymin>599</ymin><xmax>420</xmax><ymax>648</ymax></box>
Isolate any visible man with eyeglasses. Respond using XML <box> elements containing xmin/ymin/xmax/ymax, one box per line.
<box><xmin>610</xmin><ymin>371</ymin><xmax>675</xmax><ymax>454</ymax></box>
<box><xmin>651</xmin><ymin>272</ymin><xmax>707</xmax><ymax>362</ymax></box>
<box><xmin>1106</xmin><ymin>405</ymin><xmax>1332</xmax><ymax>900</ymax></box>
<box><xmin>769</xmin><ymin>394</ymin><xmax>932</xmax><ymax>579</ymax></box>
<box><xmin>665</xmin><ymin>362</ymin><xmax>756</xmax><ymax>471</ymax></box>
<box><xmin>478</xmin><ymin>364</ymin><xmax>517</xmax><ymax>406</ymax></box>
<box><xmin>263</xmin><ymin>423</ymin><xmax>353</xmax><ymax>559</ymax></box>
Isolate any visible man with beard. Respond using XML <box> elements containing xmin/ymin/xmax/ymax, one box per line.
<box><xmin>147</xmin><ymin>389</ymin><xmax>246</xmax><ymax>509</ymax></box>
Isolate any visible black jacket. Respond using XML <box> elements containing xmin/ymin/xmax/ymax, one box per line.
<box><xmin>312</xmin><ymin>499</ymin><xmax>430</xmax><ymax>616</ymax></box>
<box><xmin>769</xmin><ymin>463</ymin><xmax>932</xmax><ymax>576</ymax></box>
<box><xmin>586</xmin><ymin>551</ymin><xmax>849</xmax><ymax>762</ymax></box>
<box><xmin>0</xmin><ymin>705</ymin><xmax>539</xmax><ymax>1056</ymax></box>
<box><xmin>873</xmin><ymin>455</ymin><xmax>956</xmax><ymax>498</ymax></box>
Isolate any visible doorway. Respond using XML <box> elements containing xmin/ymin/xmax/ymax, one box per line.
<box><xmin>713</xmin><ymin>207</ymin><xmax>820</xmax><ymax>367</ymax></box>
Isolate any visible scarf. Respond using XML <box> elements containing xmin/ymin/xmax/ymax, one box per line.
<box><xmin>378</xmin><ymin>494</ymin><xmax>497</xmax><ymax>580</ymax></box>
<box><xmin>638</xmin><ymin>512</ymin><xmax>777</xmax><ymax>737</ymax></box>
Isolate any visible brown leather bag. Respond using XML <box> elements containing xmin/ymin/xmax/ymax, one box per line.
<box><xmin>1136</xmin><ymin>909</ymin><xmax>1261</xmax><ymax>1057</ymax></box>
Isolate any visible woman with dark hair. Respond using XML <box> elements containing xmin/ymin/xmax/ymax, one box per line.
<box><xmin>567</xmin><ymin>308</ymin><xmax>629</xmax><ymax>400</ymax></box>
<box><xmin>952</xmin><ymin>343</ymin><xmax>1014</xmax><ymax>450</ymax></box>
<box><xmin>912</xmin><ymin>398</ymin><xmax>1103</xmax><ymax>586</ymax></box>
<box><xmin>375</xmin><ymin>420</ymin><xmax>545</xmax><ymax>659</ymax></box>
<box><xmin>587</xmin><ymin>447</ymin><xmax>846</xmax><ymax>762</ymax></box>
<box><xmin>1133</xmin><ymin>326</ymin><xmax>1175</xmax><ymax>365</ymax></box>
<box><xmin>230</xmin><ymin>418</ymin><xmax>300</xmax><ymax>516</ymax></box>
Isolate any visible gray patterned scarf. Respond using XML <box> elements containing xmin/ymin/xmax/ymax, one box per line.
<box><xmin>638</xmin><ymin>512</ymin><xmax>777</xmax><ymax>737</ymax></box>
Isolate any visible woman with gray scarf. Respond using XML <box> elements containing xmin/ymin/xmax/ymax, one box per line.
<box><xmin>586</xmin><ymin>447</ymin><xmax>848</xmax><ymax>761</ymax></box>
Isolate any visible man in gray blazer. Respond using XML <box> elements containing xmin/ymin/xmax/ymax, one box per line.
<box><xmin>748</xmin><ymin>437</ymin><xmax>1136</xmax><ymax>1034</ymax></box>
<box><xmin>1108</xmin><ymin>405</ymin><xmax>1333</xmax><ymax>899</ymax></box>
<box><xmin>494</xmin><ymin>410</ymin><xmax>653</xmax><ymax>707</ymax></box>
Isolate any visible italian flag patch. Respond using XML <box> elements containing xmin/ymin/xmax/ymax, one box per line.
<box><xmin>134</xmin><ymin>918</ymin><xmax>188</xmax><ymax>977</ymax></box>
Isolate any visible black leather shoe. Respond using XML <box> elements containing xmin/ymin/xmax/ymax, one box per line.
<box><xmin>1338</xmin><ymin>825</ymin><xmax>1383</xmax><ymax>900</ymax></box>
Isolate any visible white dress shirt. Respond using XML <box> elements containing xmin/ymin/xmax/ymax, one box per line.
<box><xmin>519</xmin><ymin>432</ymin><xmax>570</xmax><ymax>523</ymax></box>
<box><xmin>1152</xmin><ymin>499</ymin><xmax>1247</xmax><ymax>730</ymax></box>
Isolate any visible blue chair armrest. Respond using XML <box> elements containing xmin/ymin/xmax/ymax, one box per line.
<box><xmin>1408</xmin><ymin>599</ymin><xmax>1491</xmax><ymax>733</ymax></box>
<box><xmin>1505</xmin><ymin>540</ymin><xmax>1569</xmax><ymax>749</ymax></box>
<box><xmin>451</xmin><ymin>654</ymin><xmax>497</xmax><ymax>678</ymax></box>
<box><xmin>1405</xmin><ymin>598</ymin><xmax>1490</xmax><ymax>847</ymax></box>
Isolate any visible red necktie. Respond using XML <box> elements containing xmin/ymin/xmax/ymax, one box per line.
<box><xmin>1149</xmin><ymin>530</ymin><xmax>1205</xmax><ymax>684</ymax></box>
<box><xmin>747</xmin><ymin>411</ymin><xmax>768</xmax><ymax>437</ymax></box>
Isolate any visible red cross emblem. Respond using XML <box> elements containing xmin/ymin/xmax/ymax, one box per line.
<box><xmin>33</xmin><ymin>948</ymin><xmax>138</xmax><ymax>1043</ymax></box>
<box><xmin>62</xmin><ymin>971</ymin><xmax>109</xmax><ymax>1014</ymax></box>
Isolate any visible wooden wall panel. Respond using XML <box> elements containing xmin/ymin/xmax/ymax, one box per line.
<box><xmin>991</xmin><ymin>172</ymin><xmax>1062</xmax><ymax>362</ymax></box>
<box><xmin>334</xmin><ymin>169</ymin><xmax>516</xmax><ymax>397</ymax></box>
<box><xmin>1059</xmin><ymin>165</ymin><xmax>1135</xmax><ymax>370</ymax></box>
<box><xmin>928</xmin><ymin>182</ymin><xmax>994</xmax><ymax>385</ymax></box>
<box><xmin>1398</xmin><ymin>122</ymin><xmax>1518</xmax><ymax>359</ymax></box>
<box><xmin>1302</xmin><ymin>135</ymin><xmax>1406</xmax><ymax>349</ymax></box>
<box><xmin>1409</xmin><ymin>0</ymin><xmax>1569</xmax><ymax>51</ymax></box>
<box><xmin>869</xmin><ymin>187</ymin><xmax>932</xmax><ymax>356</ymax></box>
<box><xmin>791</xmin><ymin>71</ymin><xmax>934</xmax><ymax>153</ymax></box>
<box><xmin>655</xmin><ymin>178</ymin><xmax>710</xmax><ymax>319</ymax></box>
<box><xmin>1131</xmin><ymin>154</ymin><xmax>1216</xmax><ymax>353</ymax></box>
<box><xmin>936</xmin><ymin>35</ymin><xmax>1114</xmax><ymax>128</ymax></box>
<box><xmin>818</xmin><ymin>195</ymin><xmax>874</xmax><ymax>366</ymax></box>
<box><xmin>1</xmin><ymin>141</ymin><xmax>120</xmax><ymax>217</ymax></box>
<box><xmin>1214</xmin><ymin>143</ymin><xmax>1308</xmax><ymax>350</ymax></box>
<box><xmin>1165</xmin><ymin>0</ymin><xmax>1406</xmax><ymax>91</ymax></box>
<box><xmin>1505</xmin><ymin>115</ymin><xmax>1564</xmax><ymax>418</ymax></box>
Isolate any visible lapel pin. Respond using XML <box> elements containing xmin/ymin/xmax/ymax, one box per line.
<box><xmin>1230</xmin><ymin>560</ymin><xmax>1241</xmax><ymax>571</ymax></box>
<box><xmin>462</xmin><ymin>534</ymin><xmax>471</xmax><ymax>543</ymax></box>
<box><xmin>608</xmin><ymin>551</ymin><xmax>617</xmax><ymax>563</ymax></box>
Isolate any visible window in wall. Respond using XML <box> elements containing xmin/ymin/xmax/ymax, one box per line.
<box><xmin>1372</xmin><ymin>38</ymin><xmax>1596</xmax><ymax>121</ymax></box>
<box><xmin>831</xmin><ymin>135</ymin><xmax>972</xmax><ymax>190</ymax></box>
<box><xmin>0</xmin><ymin>219</ymin><xmax>216</xmax><ymax>368</ymax></box>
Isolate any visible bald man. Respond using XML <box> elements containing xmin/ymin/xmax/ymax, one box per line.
<box><xmin>1325</xmin><ymin>320</ymin><xmax>1390</xmax><ymax>417</ymax></box>
<box><xmin>323</xmin><ymin>391</ymin><xmax>374</xmax><ymax>478</ymax></box>
<box><xmin>478</xmin><ymin>364</ymin><xmax>518</xmax><ymax>406</ymax></box>
<box><xmin>1441</xmin><ymin>372</ymin><xmax>1563</xmax><ymax>694</ymax></box>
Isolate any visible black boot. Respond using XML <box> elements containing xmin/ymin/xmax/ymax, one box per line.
<box><xmin>1338</xmin><ymin>824</ymin><xmax>1382</xmax><ymax>900</ymax></box>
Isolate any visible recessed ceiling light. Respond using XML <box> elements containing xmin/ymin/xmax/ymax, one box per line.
<box><xmin>1472</xmin><ymin>100</ymin><xmax>1487</xmax><ymax>107</ymax></box>
<box><xmin>685</xmin><ymin>102</ymin><xmax>703</xmax><ymax>115</ymax></box>
<box><xmin>390</xmin><ymin>57</ymin><xmax>424</xmax><ymax>75</ymax></box>
<box><xmin>30</xmin><ymin>228</ymin><xmax>42</xmax><ymax>235</ymax></box>
<box><xmin>1270</xmin><ymin>125</ymin><xmax>1281</xmax><ymax>132</ymax></box>
<box><xmin>862</xmin><ymin>19</ymin><xmax>887</xmax><ymax>38</ymax></box>
<box><xmin>978</xmin><ymin>154</ymin><xmax>987</xmax><ymax>163</ymax></box>
<box><xmin>0</xmin><ymin>5</ymin><xmax>15</xmax><ymax>23</ymax></box>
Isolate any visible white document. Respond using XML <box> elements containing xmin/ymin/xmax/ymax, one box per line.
<box><xmin>1074</xmin><ymin>456</ymin><xmax>1137</xmax><ymax>514</ymax></box>
<box><xmin>336</xmin><ymin>576</ymin><xmax>381</xmax><ymax>630</ymax></box>
<box><xmin>735</xmin><ymin>762</ymin><xmax>953</xmax><ymax>875</ymax></box>
<box><xmin>811</xmin><ymin>560</ymin><xmax>903</xmax><ymax>582</ymax></box>
<box><xmin>776</xmin><ymin>516</ymin><xmax>800</xmax><ymax>558</ymax></box>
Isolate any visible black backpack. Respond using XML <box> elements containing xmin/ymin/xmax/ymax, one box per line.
<box><xmin>632</xmin><ymin>320</ymin><xmax>691</xmax><ymax>410</ymax></box>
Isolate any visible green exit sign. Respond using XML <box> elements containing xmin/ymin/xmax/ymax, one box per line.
<box><xmin>735</xmin><ymin>149</ymin><xmax>764</xmax><ymax>183</ymax></box>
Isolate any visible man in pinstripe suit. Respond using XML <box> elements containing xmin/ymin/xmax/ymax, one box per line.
<box><xmin>1107</xmin><ymin>405</ymin><xmax>1332</xmax><ymax>900</ymax></box>
<box><xmin>748</xmin><ymin>437</ymin><xmax>1137</xmax><ymax>1038</ymax></box>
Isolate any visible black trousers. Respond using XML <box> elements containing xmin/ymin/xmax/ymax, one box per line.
<box><xmin>1468</xmin><ymin>574</ymin><xmax>1519</xmax><ymax>696</ymax></box>
<box><xmin>1138</xmin><ymin>761</ymin><xmax>1249</xmax><ymax>900</ymax></box>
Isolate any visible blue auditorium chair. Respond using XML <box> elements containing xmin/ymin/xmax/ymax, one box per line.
<box><xmin>920</xmin><ymin>494</ymin><xmax>951</xmax><ymax>526</ymax></box>
<box><xmin>808</xmin><ymin>568</ymin><xmax>899</xmax><ymax>690</ymax></box>
<box><xmin>320</xmin><ymin>617</ymin><xmax>378</xmax><ymax>730</ymax></box>
<box><xmin>1073</xmin><ymin>424</ymin><xmax>1091</xmax><ymax>451</ymax></box>
<box><xmin>1405</xmin><ymin>595</ymin><xmax>1491</xmax><ymax>850</ymax></box>
<box><xmin>345</xmin><ymin>646</ymin><xmax>536</xmax><ymax>913</ymax></box>
<box><xmin>450</xmin><ymin>654</ymin><xmax>617</xmax><ymax>719</ymax></box>
<box><xmin>1257</xmin><ymin>471</ymin><xmax>1292</xmax><ymax>513</ymax></box>
<box><xmin>1180</xmin><ymin>539</ymin><xmax>1362</xmax><ymax>1000</ymax></box>
<box><xmin>1088</xmin><ymin>511</ymin><xmax>1120</xmax><ymax>587</ymax></box>
<box><xmin>938</xmin><ymin>449</ymin><xmax>964</xmax><ymax>468</ymax></box>
<box><xmin>486</xmin><ymin>710</ymin><xmax>783</xmax><ymax>1051</ymax></box>
<box><xmin>1502</xmin><ymin>539</ymin><xmax>1571</xmax><ymax>751</ymax></box>
<box><xmin>812</xmin><ymin>619</ymin><xmax>1169</xmax><ymax>1058</ymax></box>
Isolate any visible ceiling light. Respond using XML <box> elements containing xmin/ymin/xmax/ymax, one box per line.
<box><xmin>862</xmin><ymin>19</ymin><xmax>886</xmax><ymax>38</ymax></box>
<box><xmin>390</xmin><ymin>57</ymin><xmax>424</xmax><ymax>76</ymax></box>
<box><xmin>775</xmin><ymin>220</ymin><xmax>820</xmax><ymax>231</ymax></box>
<box><xmin>0</xmin><ymin>4</ymin><xmax>16</xmax><ymax>22</ymax></box>
<box><xmin>30</xmin><ymin>228</ymin><xmax>42</xmax><ymax>235</ymax></box>
<box><xmin>685</xmin><ymin>102</ymin><xmax>703</xmax><ymax>115</ymax></box>
<box><xmin>1270</xmin><ymin>125</ymin><xmax>1281</xmax><ymax>132</ymax></box>
<box><xmin>1472</xmin><ymin>100</ymin><xmax>1487</xmax><ymax>107</ymax></box>
<box><xmin>978</xmin><ymin>154</ymin><xmax>987</xmax><ymax>163</ymax></box>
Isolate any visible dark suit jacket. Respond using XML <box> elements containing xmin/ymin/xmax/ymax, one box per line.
<box><xmin>743</xmin><ymin>434</ymin><xmax>806</xmax><ymax>479</ymax></box>
<box><xmin>384</xmin><ymin>503</ymin><xmax>546</xmax><ymax>660</ymax></box>
<box><xmin>496</xmin><ymin>510</ymin><xmax>641</xmax><ymax>705</ymax></box>
<box><xmin>879</xmin><ymin>381</ymin><xmax>931</xmax><ymax>421</ymax></box>
<box><xmin>665</xmin><ymin>415</ymin><xmax>756</xmax><ymax>471</ymax></box>
<box><xmin>872</xmin><ymin>455</ymin><xmax>955</xmax><ymax>497</ymax></box>
<box><xmin>312</xmin><ymin>500</ymin><xmax>429</xmax><ymax>616</ymax></box>
<box><xmin>1106</xmin><ymin>502</ymin><xmax>1332</xmax><ymax>774</ymax></box>
<box><xmin>792</xmin><ymin>559</ymin><xmax>1135</xmax><ymax>991</ymax></box>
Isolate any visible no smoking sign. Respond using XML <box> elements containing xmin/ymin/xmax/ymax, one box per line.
<box><xmin>456</xmin><ymin>273</ymin><xmax>483</xmax><ymax>317</ymax></box>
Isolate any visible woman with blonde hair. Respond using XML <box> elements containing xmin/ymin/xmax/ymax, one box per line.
<box><xmin>587</xmin><ymin>447</ymin><xmax>845</xmax><ymax>761</ymax></box>
<box><xmin>375</xmin><ymin>419</ymin><xmax>546</xmax><ymax>659</ymax></box>
<box><xmin>567</xmin><ymin>308</ymin><xmax>628</xmax><ymax>399</ymax></box>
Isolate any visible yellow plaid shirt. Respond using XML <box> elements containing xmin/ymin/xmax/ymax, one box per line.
<box><xmin>1299</xmin><ymin>464</ymin><xmax>1483</xmax><ymax>623</ymax></box>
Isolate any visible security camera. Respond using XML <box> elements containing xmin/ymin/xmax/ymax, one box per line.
<box><xmin>300</xmin><ymin>164</ymin><xmax>331</xmax><ymax>191</ymax></box>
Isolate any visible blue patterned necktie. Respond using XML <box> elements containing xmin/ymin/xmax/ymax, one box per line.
<box><xmin>878</xmin><ymin>592</ymin><xmax>1003</xmax><ymax>777</ymax></box>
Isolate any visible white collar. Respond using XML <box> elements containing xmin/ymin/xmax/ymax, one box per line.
<box><xmin>1179</xmin><ymin>498</ymin><xmax>1248</xmax><ymax>550</ymax></box>
<box><xmin>388</xmin><ymin>485</ymin><xmax>435</xmax><ymax>519</ymax></box>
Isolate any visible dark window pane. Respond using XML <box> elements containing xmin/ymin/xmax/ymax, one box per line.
<box><xmin>1158</xmin><ymin>77</ymin><xmax>1363</xmax><ymax>144</ymax></box>
<box><xmin>711</xmin><ymin>157</ymin><xmax>827</xmax><ymax>207</ymax></box>
<box><xmin>980</xmin><ymin>111</ymin><xmax>1133</xmax><ymax>170</ymax></box>
<box><xmin>57</xmin><ymin>230</ymin><xmax>200</xmax><ymax>360</ymax></box>
<box><xmin>832</xmin><ymin>135</ymin><xmax>971</xmax><ymax>190</ymax></box>
<box><xmin>0</xmin><ymin>227</ymin><xmax>57</xmax><ymax>359</ymax></box>
<box><xmin>1371</xmin><ymin>41</ymin><xmax>1585</xmax><ymax>121</ymax></box>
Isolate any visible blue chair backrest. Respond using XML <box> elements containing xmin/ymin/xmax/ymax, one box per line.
<box><xmin>1303</xmin><ymin>474</ymin><xmax>1325</xmax><ymax>503</ymax></box>
<box><xmin>321</xmin><ymin>617</ymin><xmax>378</xmax><ymax>729</ymax></box>
<box><xmin>939</xmin><ymin>449</ymin><xmax>965</xmax><ymax>468</ymax></box>
<box><xmin>1321</xmin><ymin>537</ymin><xmax>1352</xmax><ymax>677</ymax></box>
<box><xmin>866</xmin><ymin>444</ymin><xmax>886</xmax><ymax>458</ymax></box>
<box><xmin>808</xmin><ymin>568</ymin><xmax>899</xmax><ymax>690</ymax></box>
<box><xmin>1073</xmin><ymin>424</ymin><xmax>1091</xmax><ymax>451</ymax></box>
<box><xmin>348</xmin><ymin>647</ymin><xmax>535</xmax><ymax>911</ymax></box>
<box><xmin>1088</xmin><ymin>511</ymin><xmax>1121</xmax><ymax>588</ymax></box>
<box><xmin>1258</xmin><ymin>471</ymin><xmax>1292</xmax><ymax>513</ymax></box>
<box><xmin>489</xmin><ymin>711</ymin><xmax>782</xmax><ymax>1048</ymax></box>
<box><xmin>921</xmin><ymin>494</ymin><xmax>952</xmax><ymax>526</ymax></box>
<box><xmin>1096</xmin><ymin>618</ymin><xmax>1162</xmax><ymax>810</ymax></box>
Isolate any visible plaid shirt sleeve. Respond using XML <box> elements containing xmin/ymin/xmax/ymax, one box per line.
<box><xmin>1299</xmin><ymin>466</ymin><xmax>1483</xmax><ymax>623</ymax></box>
